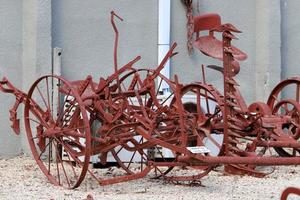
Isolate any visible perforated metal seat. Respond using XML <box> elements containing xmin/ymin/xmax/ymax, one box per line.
<box><xmin>193</xmin><ymin>13</ymin><xmax>247</xmax><ymax>61</ymax></box>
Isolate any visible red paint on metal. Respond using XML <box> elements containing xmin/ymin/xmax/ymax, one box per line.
<box><xmin>0</xmin><ymin>11</ymin><xmax>299</xmax><ymax>188</ymax></box>
<box><xmin>281</xmin><ymin>187</ymin><xmax>300</xmax><ymax>200</ymax></box>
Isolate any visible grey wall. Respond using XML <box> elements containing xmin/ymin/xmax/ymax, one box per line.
<box><xmin>0</xmin><ymin>0</ymin><xmax>52</xmax><ymax>157</ymax></box>
<box><xmin>0</xmin><ymin>0</ymin><xmax>299</xmax><ymax>157</ymax></box>
<box><xmin>281</xmin><ymin>0</ymin><xmax>300</xmax><ymax>79</ymax></box>
<box><xmin>0</xmin><ymin>0</ymin><xmax>22</xmax><ymax>156</ymax></box>
<box><xmin>0</xmin><ymin>0</ymin><xmax>159</xmax><ymax>157</ymax></box>
<box><xmin>52</xmin><ymin>0</ymin><xmax>158</xmax><ymax>81</ymax></box>
<box><xmin>170</xmin><ymin>0</ymin><xmax>281</xmax><ymax>104</ymax></box>
<box><xmin>21</xmin><ymin>0</ymin><xmax>52</xmax><ymax>154</ymax></box>
<box><xmin>171</xmin><ymin>0</ymin><xmax>256</xmax><ymax>103</ymax></box>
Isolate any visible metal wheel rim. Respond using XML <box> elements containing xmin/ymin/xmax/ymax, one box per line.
<box><xmin>24</xmin><ymin>75</ymin><xmax>91</xmax><ymax>188</ymax></box>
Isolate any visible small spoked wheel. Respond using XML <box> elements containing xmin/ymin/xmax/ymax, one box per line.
<box><xmin>24</xmin><ymin>75</ymin><xmax>91</xmax><ymax>188</ymax></box>
<box><xmin>272</xmin><ymin>99</ymin><xmax>300</xmax><ymax>157</ymax></box>
<box><xmin>267</xmin><ymin>78</ymin><xmax>300</xmax><ymax>157</ymax></box>
<box><xmin>267</xmin><ymin>77</ymin><xmax>300</xmax><ymax>110</ymax></box>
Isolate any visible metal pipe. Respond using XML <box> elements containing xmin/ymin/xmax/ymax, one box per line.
<box><xmin>178</xmin><ymin>155</ymin><xmax>300</xmax><ymax>166</ymax></box>
<box><xmin>52</xmin><ymin>47</ymin><xmax>62</xmax><ymax>76</ymax></box>
<box><xmin>158</xmin><ymin>0</ymin><xmax>171</xmax><ymax>92</ymax></box>
<box><xmin>256</xmin><ymin>140</ymin><xmax>300</xmax><ymax>148</ymax></box>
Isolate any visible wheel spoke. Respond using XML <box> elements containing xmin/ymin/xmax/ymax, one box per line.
<box><xmin>29</xmin><ymin>108</ymin><xmax>50</xmax><ymax>128</ymax></box>
<box><xmin>45</xmin><ymin>77</ymin><xmax>52</xmax><ymax>117</ymax></box>
<box><xmin>36</xmin><ymin>85</ymin><xmax>51</xmax><ymax>113</ymax></box>
<box><xmin>54</xmin><ymin>137</ymin><xmax>84</xmax><ymax>165</ymax></box>
<box><xmin>38</xmin><ymin>139</ymin><xmax>52</xmax><ymax>160</ymax></box>
<box><xmin>27</xmin><ymin>117</ymin><xmax>45</xmax><ymax>127</ymax></box>
<box><xmin>154</xmin><ymin>146</ymin><xmax>167</xmax><ymax>162</ymax></box>
<box><xmin>54</xmin><ymin>143</ymin><xmax>71</xmax><ymax>187</ymax></box>
<box><xmin>48</xmin><ymin>139</ymin><xmax>52</xmax><ymax>174</ymax></box>
<box><xmin>156</xmin><ymin>76</ymin><xmax>163</xmax><ymax>96</ymax></box>
<box><xmin>53</xmin><ymin>141</ymin><xmax>61</xmax><ymax>185</ymax></box>
<box><xmin>196</xmin><ymin>88</ymin><xmax>204</xmax><ymax>121</ymax></box>
<box><xmin>126</xmin><ymin>149</ymin><xmax>138</xmax><ymax>169</ymax></box>
<box><xmin>116</xmin><ymin>146</ymin><xmax>124</xmax><ymax>155</ymax></box>
<box><xmin>160</xmin><ymin>92</ymin><xmax>174</xmax><ymax>106</ymax></box>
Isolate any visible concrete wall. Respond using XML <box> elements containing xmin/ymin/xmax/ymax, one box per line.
<box><xmin>171</xmin><ymin>0</ymin><xmax>281</xmax><ymax>103</ymax></box>
<box><xmin>0</xmin><ymin>0</ymin><xmax>23</xmax><ymax>156</ymax></box>
<box><xmin>21</xmin><ymin>0</ymin><xmax>52</xmax><ymax>154</ymax></box>
<box><xmin>0</xmin><ymin>0</ymin><xmax>159</xmax><ymax>157</ymax></box>
<box><xmin>0</xmin><ymin>0</ymin><xmax>52</xmax><ymax>157</ymax></box>
<box><xmin>52</xmin><ymin>0</ymin><xmax>158</xmax><ymax>81</ymax></box>
<box><xmin>281</xmin><ymin>0</ymin><xmax>300</xmax><ymax>79</ymax></box>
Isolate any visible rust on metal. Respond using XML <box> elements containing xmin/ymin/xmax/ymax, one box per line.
<box><xmin>0</xmin><ymin>11</ymin><xmax>299</xmax><ymax>188</ymax></box>
<box><xmin>182</xmin><ymin>0</ymin><xmax>194</xmax><ymax>54</ymax></box>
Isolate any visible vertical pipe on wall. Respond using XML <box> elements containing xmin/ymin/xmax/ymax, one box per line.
<box><xmin>158</xmin><ymin>0</ymin><xmax>171</xmax><ymax>92</ymax></box>
<box><xmin>52</xmin><ymin>47</ymin><xmax>62</xmax><ymax>76</ymax></box>
<box><xmin>52</xmin><ymin>47</ymin><xmax>61</xmax><ymax>162</ymax></box>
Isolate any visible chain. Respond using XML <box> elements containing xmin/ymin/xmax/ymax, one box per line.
<box><xmin>182</xmin><ymin>0</ymin><xmax>194</xmax><ymax>55</ymax></box>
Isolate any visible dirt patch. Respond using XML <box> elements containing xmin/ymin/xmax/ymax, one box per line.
<box><xmin>0</xmin><ymin>155</ymin><xmax>299</xmax><ymax>200</ymax></box>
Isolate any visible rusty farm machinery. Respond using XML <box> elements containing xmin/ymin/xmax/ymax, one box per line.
<box><xmin>0</xmin><ymin>12</ymin><xmax>299</xmax><ymax>188</ymax></box>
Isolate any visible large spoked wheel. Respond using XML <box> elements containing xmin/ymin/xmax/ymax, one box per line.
<box><xmin>108</xmin><ymin>69</ymin><xmax>176</xmax><ymax>177</ymax></box>
<box><xmin>24</xmin><ymin>75</ymin><xmax>91</xmax><ymax>188</ymax></box>
<box><xmin>151</xmin><ymin>83</ymin><xmax>224</xmax><ymax>183</ymax></box>
<box><xmin>84</xmin><ymin>69</ymin><xmax>166</xmax><ymax>181</ymax></box>
<box><xmin>108</xmin><ymin>68</ymin><xmax>202</xmax><ymax>180</ymax></box>
<box><xmin>146</xmin><ymin>81</ymin><xmax>224</xmax><ymax>183</ymax></box>
<box><xmin>272</xmin><ymin>99</ymin><xmax>300</xmax><ymax>157</ymax></box>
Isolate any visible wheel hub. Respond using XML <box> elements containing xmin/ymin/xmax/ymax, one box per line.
<box><xmin>44</xmin><ymin>127</ymin><xmax>62</xmax><ymax>138</ymax></box>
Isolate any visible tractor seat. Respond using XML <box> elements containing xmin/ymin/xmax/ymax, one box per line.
<box><xmin>193</xmin><ymin>13</ymin><xmax>247</xmax><ymax>61</ymax></box>
<box><xmin>194</xmin><ymin>35</ymin><xmax>247</xmax><ymax>61</ymax></box>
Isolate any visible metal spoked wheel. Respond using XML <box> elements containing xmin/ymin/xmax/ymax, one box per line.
<box><xmin>267</xmin><ymin>77</ymin><xmax>300</xmax><ymax>110</ymax></box>
<box><xmin>108</xmin><ymin>68</ymin><xmax>176</xmax><ymax>178</ymax></box>
<box><xmin>272</xmin><ymin>99</ymin><xmax>300</xmax><ymax>157</ymax></box>
<box><xmin>104</xmin><ymin>68</ymin><xmax>204</xmax><ymax>181</ymax></box>
<box><xmin>24</xmin><ymin>75</ymin><xmax>91</xmax><ymax>188</ymax></box>
<box><xmin>171</xmin><ymin>83</ymin><xmax>225</xmax><ymax>156</ymax></box>
<box><xmin>160</xmin><ymin>83</ymin><xmax>225</xmax><ymax>183</ymax></box>
<box><xmin>138</xmin><ymin>80</ymin><xmax>224</xmax><ymax>183</ymax></box>
<box><xmin>83</xmin><ymin>68</ymin><xmax>169</xmax><ymax>183</ymax></box>
<box><xmin>267</xmin><ymin>77</ymin><xmax>300</xmax><ymax>157</ymax></box>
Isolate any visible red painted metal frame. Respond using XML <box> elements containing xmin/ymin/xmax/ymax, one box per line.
<box><xmin>281</xmin><ymin>187</ymin><xmax>300</xmax><ymax>200</ymax></box>
<box><xmin>189</xmin><ymin>12</ymin><xmax>300</xmax><ymax>176</ymax></box>
<box><xmin>0</xmin><ymin>11</ymin><xmax>299</xmax><ymax>188</ymax></box>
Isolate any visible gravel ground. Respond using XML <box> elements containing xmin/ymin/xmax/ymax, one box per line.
<box><xmin>0</xmin><ymin>155</ymin><xmax>299</xmax><ymax>200</ymax></box>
